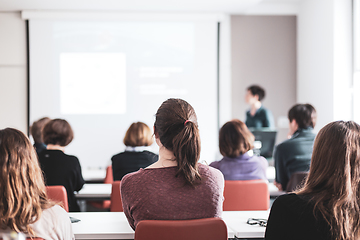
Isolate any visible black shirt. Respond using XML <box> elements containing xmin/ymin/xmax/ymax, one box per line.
<box><xmin>38</xmin><ymin>149</ymin><xmax>85</xmax><ymax>212</ymax></box>
<box><xmin>111</xmin><ymin>150</ymin><xmax>158</xmax><ymax>181</ymax></box>
<box><xmin>265</xmin><ymin>193</ymin><xmax>331</xmax><ymax>240</ymax></box>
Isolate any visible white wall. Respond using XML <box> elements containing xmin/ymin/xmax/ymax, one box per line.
<box><xmin>231</xmin><ymin>15</ymin><xmax>297</xmax><ymax>143</ymax></box>
<box><xmin>0</xmin><ymin>12</ymin><xmax>27</xmax><ymax>133</ymax></box>
<box><xmin>297</xmin><ymin>0</ymin><xmax>352</xmax><ymax>131</ymax></box>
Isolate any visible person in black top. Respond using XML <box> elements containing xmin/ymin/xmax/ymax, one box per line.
<box><xmin>245</xmin><ymin>85</ymin><xmax>274</xmax><ymax>128</ymax></box>
<box><xmin>30</xmin><ymin>117</ymin><xmax>51</xmax><ymax>156</ymax></box>
<box><xmin>38</xmin><ymin>119</ymin><xmax>85</xmax><ymax>212</ymax></box>
<box><xmin>274</xmin><ymin>104</ymin><xmax>316</xmax><ymax>191</ymax></box>
<box><xmin>266</xmin><ymin>121</ymin><xmax>360</xmax><ymax>240</ymax></box>
<box><xmin>112</xmin><ymin>122</ymin><xmax>158</xmax><ymax>181</ymax></box>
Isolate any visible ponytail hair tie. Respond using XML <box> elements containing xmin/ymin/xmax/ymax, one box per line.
<box><xmin>184</xmin><ymin>120</ymin><xmax>190</xmax><ymax>126</ymax></box>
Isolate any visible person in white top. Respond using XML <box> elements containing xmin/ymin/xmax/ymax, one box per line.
<box><xmin>0</xmin><ymin>128</ymin><xmax>74</xmax><ymax>240</ymax></box>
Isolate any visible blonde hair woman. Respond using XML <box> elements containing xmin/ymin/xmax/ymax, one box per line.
<box><xmin>112</xmin><ymin>122</ymin><xmax>158</xmax><ymax>181</ymax></box>
<box><xmin>265</xmin><ymin>121</ymin><xmax>360</xmax><ymax>240</ymax></box>
<box><xmin>0</xmin><ymin>128</ymin><xmax>74</xmax><ymax>239</ymax></box>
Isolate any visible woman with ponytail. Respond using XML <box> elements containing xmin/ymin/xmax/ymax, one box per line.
<box><xmin>265</xmin><ymin>121</ymin><xmax>360</xmax><ymax>240</ymax></box>
<box><xmin>121</xmin><ymin>98</ymin><xmax>224</xmax><ymax>230</ymax></box>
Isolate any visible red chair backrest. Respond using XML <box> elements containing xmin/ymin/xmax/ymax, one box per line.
<box><xmin>135</xmin><ymin>218</ymin><xmax>227</xmax><ymax>240</ymax></box>
<box><xmin>223</xmin><ymin>179</ymin><xmax>269</xmax><ymax>211</ymax></box>
<box><xmin>46</xmin><ymin>185</ymin><xmax>69</xmax><ymax>212</ymax></box>
<box><xmin>110</xmin><ymin>181</ymin><xmax>123</xmax><ymax>212</ymax></box>
<box><xmin>104</xmin><ymin>166</ymin><xmax>114</xmax><ymax>184</ymax></box>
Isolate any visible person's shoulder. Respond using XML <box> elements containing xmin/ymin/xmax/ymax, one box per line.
<box><xmin>273</xmin><ymin>193</ymin><xmax>309</xmax><ymax>210</ymax></box>
<box><xmin>250</xmin><ymin>155</ymin><xmax>268</xmax><ymax>165</ymax></box>
<box><xmin>121</xmin><ymin>169</ymin><xmax>145</xmax><ymax>186</ymax></box>
<box><xmin>43</xmin><ymin>205</ymin><xmax>70</xmax><ymax>220</ymax></box>
<box><xmin>60</xmin><ymin>151</ymin><xmax>79</xmax><ymax>161</ymax></box>
<box><xmin>142</xmin><ymin>150</ymin><xmax>158</xmax><ymax>157</ymax></box>
<box><xmin>276</xmin><ymin>137</ymin><xmax>296</xmax><ymax>151</ymax></box>
<box><xmin>199</xmin><ymin>164</ymin><xmax>224</xmax><ymax>181</ymax></box>
<box><xmin>209</xmin><ymin>160</ymin><xmax>221</xmax><ymax>169</ymax></box>
<box><xmin>111</xmin><ymin>151</ymin><xmax>127</xmax><ymax>160</ymax></box>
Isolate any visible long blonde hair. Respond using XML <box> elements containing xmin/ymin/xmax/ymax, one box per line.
<box><xmin>297</xmin><ymin>121</ymin><xmax>360</xmax><ymax>240</ymax></box>
<box><xmin>0</xmin><ymin>128</ymin><xmax>54</xmax><ymax>236</ymax></box>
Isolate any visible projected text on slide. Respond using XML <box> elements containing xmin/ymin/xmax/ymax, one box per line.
<box><xmin>60</xmin><ymin>52</ymin><xmax>126</xmax><ymax>114</ymax></box>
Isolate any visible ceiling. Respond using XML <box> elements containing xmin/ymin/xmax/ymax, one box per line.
<box><xmin>0</xmin><ymin>0</ymin><xmax>301</xmax><ymax>14</ymax></box>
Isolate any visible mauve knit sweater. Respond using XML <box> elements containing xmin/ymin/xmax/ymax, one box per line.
<box><xmin>120</xmin><ymin>164</ymin><xmax>224</xmax><ymax>230</ymax></box>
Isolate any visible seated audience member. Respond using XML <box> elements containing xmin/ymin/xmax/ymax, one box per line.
<box><xmin>210</xmin><ymin>119</ymin><xmax>268</xmax><ymax>180</ymax></box>
<box><xmin>112</xmin><ymin>122</ymin><xmax>158</xmax><ymax>181</ymax></box>
<box><xmin>274</xmin><ymin>104</ymin><xmax>316</xmax><ymax>191</ymax></box>
<box><xmin>30</xmin><ymin>117</ymin><xmax>51</xmax><ymax>156</ymax></box>
<box><xmin>265</xmin><ymin>121</ymin><xmax>360</xmax><ymax>240</ymax></box>
<box><xmin>0</xmin><ymin>128</ymin><xmax>74</xmax><ymax>239</ymax></box>
<box><xmin>38</xmin><ymin>119</ymin><xmax>85</xmax><ymax>212</ymax></box>
<box><xmin>245</xmin><ymin>85</ymin><xmax>274</xmax><ymax>128</ymax></box>
<box><xmin>121</xmin><ymin>98</ymin><xmax>224</xmax><ymax>230</ymax></box>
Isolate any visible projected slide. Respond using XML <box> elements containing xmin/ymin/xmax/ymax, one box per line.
<box><xmin>30</xmin><ymin>19</ymin><xmax>218</xmax><ymax>169</ymax></box>
<box><xmin>60</xmin><ymin>52</ymin><xmax>126</xmax><ymax>114</ymax></box>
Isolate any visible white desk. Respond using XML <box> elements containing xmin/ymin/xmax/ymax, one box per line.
<box><xmin>68</xmin><ymin>212</ymin><xmax>238</xmax><ymax>239</ymax></box>
<box><xmin>69</xmin><ymin>212</ymin><xmax>134</xmax><ymax>239</ymax></box>
<box><xmin>222</xmin><ymin>211</ymin><xmax>269</xmax><ymax>239</ymax></box>
<box><xmin>75</xmin><ymin>184</ymin><xmax>112</xmax><ymax>200</ymax></box>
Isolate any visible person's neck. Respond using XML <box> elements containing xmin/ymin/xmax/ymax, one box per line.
<box><xmin>250</xmin><ymin>101</ymin><xmax>262</xmax><ymax>115</ymax></box>
<box><xmin>46</xmin><ymin>144</ymin><xmax>65</xmax><ymax>152</ymax></box>
<box><xmin>147</xmin><ymin>146</ymin><xmax>177</xmax><ymax>168</ymax></box>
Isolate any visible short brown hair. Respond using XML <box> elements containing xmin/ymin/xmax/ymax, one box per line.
<box><xmin>30</xmin><ymin>117</ymin><xmax>51</xmax><ymax>143</ymax></box>
<box><xmin>123</xmin><ymin>122</ymin><xmax>154</xmax><ymax>147</ymax></box>
<box><xmin>219</xmin><ymin>119</ymin><xmax>255</xmax><ymax>158</ymax></box>
<box><xmin>288</xmin><ymin>104</ymin><xmax>316</xmax><ymax>129</ymax></box>
<box><xmin>42</xmin><ymin>119</ymin><xmax>74</xmax><ymax>147</ymax></box>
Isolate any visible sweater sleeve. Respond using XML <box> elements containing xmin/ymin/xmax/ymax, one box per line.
<box><xmin>120</xmin><ymin>175</ymin><xmax>136</xmax><ymax>230</ymax></box>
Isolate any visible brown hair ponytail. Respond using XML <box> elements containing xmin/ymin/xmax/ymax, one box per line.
<box><xmin>154</xmin><ymin>98</ymin><xmax>201</xmax><ymax>186</ymax></box>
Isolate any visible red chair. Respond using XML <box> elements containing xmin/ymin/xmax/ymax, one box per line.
<box><xmin>110</xmin><ymin>181</ymin><xmax>123</xmax><ymax>212</ymax></box>
<box><xmin>135</xmin><ymin>218</ymin><xmax>227</xmax><ymax>240</ymax></box>
<box><xmin>223</xmin><ymin>179</ymin><xmax>269</xmax><ymax>211</ymax></box>
<box><xmin>88</xmin><ymin>166</ymin><xmax>113</xmax><ymax>210</ymax></box>
<box><xmin>104</xmin><ymin>165</ymin><xmax>114</xmax><ymax>184</ymax></box>
<box><xmin>46</xmin><ymin>185</ymin><xmax>69</xmax><ymax>212</ymax></box>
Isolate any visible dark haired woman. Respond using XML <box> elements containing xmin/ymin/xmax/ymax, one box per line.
<box><xmin>30</xmin><ymin>117</ymin><xmax>51</xmax><ymax>156</ymax></box>
<box><xmin>0</xmin><ymin>128</ymin><xmax>74</xmax><ymax>239</ymax></box>
<box><xmin>265</xmin><ymin>121</ymin><xmax>360</xmax><ymax>240</ymax></box>
<box><xmin>120</xmin><ymin>98</ymin><xmax>224</xmax><ymax>230</ymax></box>
<box><xmin>112</xmin><ymin>122</ymin><xmax>158</xmax><ymax>181</ymax></box>
<box><xmin>38</xmin><ymin>119</ymin><xmax>85</xmax><ymax>212</ymax></box>
<box><xmin>245</xmin><ymin>85</ymin><xmax>274</xmax><ymax>128</ymax></box>
<box><xmin>210</xmin><ymin>119</ymin><xmax>267</xmax><ymax>180</ymax></box>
